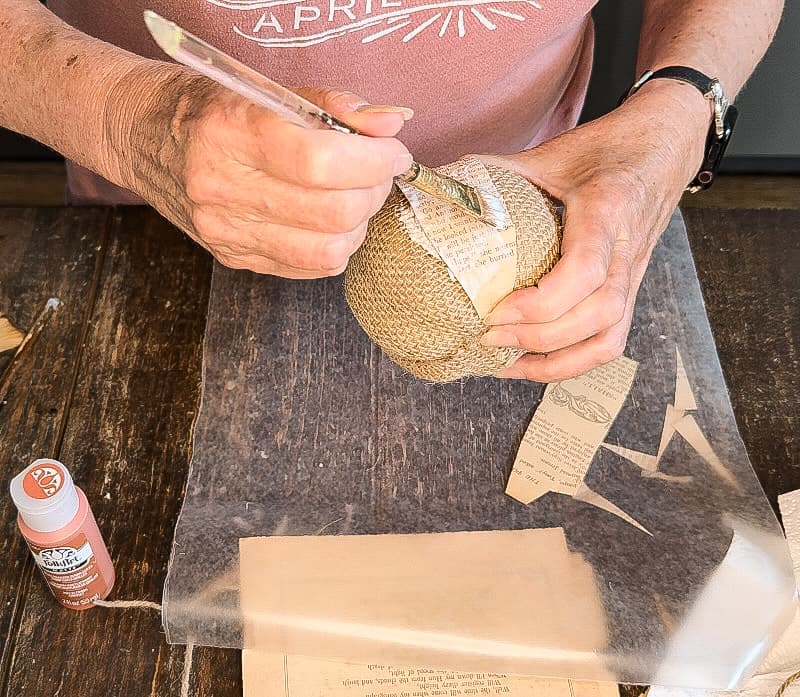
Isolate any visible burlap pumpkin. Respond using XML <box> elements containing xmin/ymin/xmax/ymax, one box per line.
<box><xmin>345</xmin><ymin>158</ymin><xmax>561</xmax><ymax>382</ymax></box>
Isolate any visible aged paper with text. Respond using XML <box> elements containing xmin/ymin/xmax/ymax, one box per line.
<box><xmin>242</xmin><ymin>652</ymin><xmax>621</xmax><ymax>697</ymax></box>
<box><xmin>396</xmin><ymin>159</ymin><xmax>516</xmax><ymax>318</ymax></box>
<box><xmin>506</xmin><ymin>357</ymin><xmax>638</xmax><ymax>505</ymax></box>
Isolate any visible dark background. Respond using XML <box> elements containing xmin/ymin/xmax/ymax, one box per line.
<box><xmin>2</xmin><ymin>1</ymin><xmax>799</xmax><ymax>171</ymax></box>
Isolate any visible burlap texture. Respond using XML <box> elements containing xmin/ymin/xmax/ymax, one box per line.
<box><xmin>345</xmin><ymin>159</ymin><xmax>561</xmax><ymax>382</ymax></box>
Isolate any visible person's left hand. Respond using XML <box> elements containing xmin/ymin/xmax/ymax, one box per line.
<box><xmin>478</xmin><ymin>79</ymin><xmax>710</xmax><ymax>382</ymax></box>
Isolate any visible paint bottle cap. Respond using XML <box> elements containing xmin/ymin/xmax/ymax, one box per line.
<box><xmin>10</xmin><ymin>459</ymin><xmax>80</xmax><ymax>533</ymax></box>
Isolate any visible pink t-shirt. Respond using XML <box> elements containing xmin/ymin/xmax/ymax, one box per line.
<box><xmin>49</xmin><ymin>0</ymin><xmax>597</xmax><ymax>204</ymax></box>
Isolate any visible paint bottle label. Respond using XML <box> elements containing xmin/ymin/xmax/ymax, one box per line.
<box><xmin>26</xmin><ymin>533</ymin><xmax>107</xmax><ymax>609</ymax></box>
<box><xmin>11</xmin><ymin>459</ymin><xmax>115</xmax><ymax>610</ymax></box>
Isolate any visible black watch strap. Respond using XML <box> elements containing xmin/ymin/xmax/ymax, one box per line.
<box><xmin>618</xmin><ymin>65</ymin><xmax>738</xmax><ymax>192</ymax></box>
<box><xmin>620</xmin><ymin>66</ymin><xmax>715</xmax><ymax>105</ymax></box>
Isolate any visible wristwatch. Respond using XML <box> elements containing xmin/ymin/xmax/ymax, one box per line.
<box><xmin>620</xmin><ymin>66</ymin><xmax>738</xmax><ymax>193</ymax></box>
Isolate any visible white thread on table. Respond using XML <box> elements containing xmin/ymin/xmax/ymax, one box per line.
<box><xmin>93</xmin><ymin>599</ymin><xmax>195</xmax><ymax>697</ymax></box>
<box><xmin>181</xmin><ymin>641</ymin><xmax>195</xmax><ymax>697</ymax></box>
<box><xmin>93</xmin><ymin>598</ymin><xmax>162</xmax><ymax>612</ymax></box>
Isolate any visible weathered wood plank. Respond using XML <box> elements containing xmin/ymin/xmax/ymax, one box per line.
<box><xmin>680</xmin><ymin>176</ymin><xmax>800</xmax><ymax>210</ymax></box>
<box><xmin>0</xmin><ymin>207</ymin><xmax>108</xmax><ymax>691</ymax></box>
<box><xmin>683</xmin><ymin>207</ymin><xmax>800</xmax><ymax>511</ymax></box>
<box><xmin>0</xmin><ymin>204</ymin><xmax>796</xmax><ymax>697</ymax></box>
<box><xmin>0</xmin><ymin>162</ymin><xmax>67</xmax><ymax>207</ymax></box>
<box><xmin>2</xmin><ymin>209</ymin><xmax>243</xmax><ymax>697</ymax></box>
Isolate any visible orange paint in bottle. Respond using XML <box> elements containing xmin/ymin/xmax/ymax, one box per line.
<box><xmin>10</xmin><ymin>459</ymin><xmax>115</xmax><ymax>610</ymax></box>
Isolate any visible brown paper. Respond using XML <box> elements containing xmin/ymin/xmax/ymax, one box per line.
<box><xmin>673</xmin><ymin>413</ymin><xmax>738</xmax><ymax>487</ymax></box>
<box><xmin>0</xmin><ymin>316</ymin><xmax>24</xmax><ymax>353</ymax></box>
<box><xmin>396</xmin><ymin>160</ymin><xmax>515</xmax><ymax>318</ymax></box>
<box><xmin>505</xmin><ymin>357</ymin><xmax>638</xmax><ymax>505</ymax></box>
<box><xmin>657</xmin><ymin>404</ymin><xmax>686</xmax><ymax>460</ymax></box>
<box><xmin>242</xmin><ymin>651</ymin><xmax>621</xmax><ymax>697</ymax></box>
<box><xmin>239</xmin><ymin>527</ymin><xmax>610</xmax><ymax>677</ymax></box>
<box><xmin>673</xmin><ymin>347</ymin><xmax>698</xmax><ymax>412</ymax></box>
<box><xmin>594</xmin><ymin>347</ymin><xmax>734</xmax><ymax>490</ymax></box>
<box><xmin>573</xmin><ymin>484</ymin><xmax>651</xmax><ymax>536</ymax></box>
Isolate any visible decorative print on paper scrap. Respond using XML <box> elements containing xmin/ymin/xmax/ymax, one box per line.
<box><xmin>549</xmin><ymin>383</ymin><xmax>612</xmax><ymax>424</ymax></box>
<box><xmin>207</xmin><ymin>0</ymin><xmax>542</xmax><ymax>47</ymax></box>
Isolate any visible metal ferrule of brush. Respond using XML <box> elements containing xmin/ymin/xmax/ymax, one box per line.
<box><xmin>398</xmin><ymin>162</ymin><xmax>486</xmax><ymax>221</ymax></box>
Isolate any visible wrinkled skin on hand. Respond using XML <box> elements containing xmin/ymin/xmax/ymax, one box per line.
<box><xmin>479</xmin><ymin>81</ymin><xmax>708</xmax><ymax>382</ymax></box>
<box><xmin>103</xmin><ymin>64</ymin><xmax>412</xmax><ymax>278</ymax></box>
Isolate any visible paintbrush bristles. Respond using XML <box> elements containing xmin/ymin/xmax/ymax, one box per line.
<box><xmin>399</xmin><ymin>163</ymin><xmax>499</xmax><ymax>226</ymax></box>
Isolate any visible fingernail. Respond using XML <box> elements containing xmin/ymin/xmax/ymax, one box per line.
<box><xmin>485</xmin><ymin>307</ymin><xmax>523</xmax><ymax>326</ymax></box>
<box><xmin>357</xmin><ymin>104</ymin><xmax>414</xmax><ymax>120</ymax></box>
<box><xmin>393</xmin><ymin>153</ymin><xmax>414</xmax><ymax>176</ymax></box>
<box><xmin>480</xmin><ymin>330</ymin><xmax>519</xmax><ymax>348</ymax></box>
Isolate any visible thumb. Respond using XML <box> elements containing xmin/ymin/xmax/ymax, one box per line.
<box><xmin>294</xmin><ymin>87</ymin><xmax>413</xmax><ymax>137</ymax></box>
<box><xmin>477</xmin><ymin>145</ymin><xmax>568</xmax><ymax>202</ymax></box>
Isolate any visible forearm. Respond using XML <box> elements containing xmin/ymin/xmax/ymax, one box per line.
<box><xmin>616</xmin><ymin>0</ymin><xmax>783</xmax><ymax>188</ymax></box>
<box><xmin>638</xmin><ymin>0</ymin><xmax>783</xmax><ymax>99</ymax></box>
<box><xmin>0</xmin><ymin>0</ymin><xmax>174</xmax><ymax>185</ymax></box>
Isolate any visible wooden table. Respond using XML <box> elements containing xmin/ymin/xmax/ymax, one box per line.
<box><xmin>0</xmin><ymin>206</ymin><xmax>797</xmax><ymax>696</ymax></box>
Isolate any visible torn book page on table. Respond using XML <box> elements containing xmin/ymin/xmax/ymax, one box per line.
<box><xmin>242</xmin><ymin>652</ymin><xmax>622</xmax><ymax>697</ymax></box>
<box><xmin>505</xmin><ymin>356</ymin><xmax>638</xmax><ymax>505</ymax></box>
<box><xmin>505</xmin><ymin>356</ymin><xmax>647</xmax><ymax>532</ymax></box>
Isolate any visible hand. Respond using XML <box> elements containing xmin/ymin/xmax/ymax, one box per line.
<box><xmin>479</xmin><ymin>80</ymin><xmax>709</xmax><ymax>381</ymax></box>
<box><xmin>102</xmin><ymin>64</ymin><xmax>413</xmax><ymax>278</ymax></box>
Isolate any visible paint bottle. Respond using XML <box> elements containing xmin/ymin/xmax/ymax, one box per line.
<box><xmin>10</xmin><ymin>459</ymin><xmax>115</xmax><ymax>610</ymax></box>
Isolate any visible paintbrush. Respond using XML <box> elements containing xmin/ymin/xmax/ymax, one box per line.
<box><xmin>143</xmin><ymin>10</ymin><xmax>496</xmax><ymax>225</ymax></box>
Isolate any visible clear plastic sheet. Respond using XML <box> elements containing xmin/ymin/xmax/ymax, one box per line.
<box><xmin>162</xmin><ymin>211</ymin><xmax>796</xmax><ymax>688</ymax></box>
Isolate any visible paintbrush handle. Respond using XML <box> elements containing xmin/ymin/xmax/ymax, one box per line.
<box><xmin>143</xmin><ymin>10</ymin><xmax>490</xmax><ymax>223</ymax></box>
<box><xmin>143</xmin><ymin>10</ymin><xmax>357</xmax><ymax>135</ymax></box>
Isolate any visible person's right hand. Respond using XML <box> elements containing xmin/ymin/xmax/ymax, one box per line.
<box><xmin>103</xmin><ymin>64</ymin><xmax>413</xmax><ymax>277</ymax></box>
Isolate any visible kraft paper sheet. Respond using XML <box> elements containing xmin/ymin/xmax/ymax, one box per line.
<box><xmin>239</xmin><ymin>528</ymin><xmax>610</xmax><ymax>677</ymax></box>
